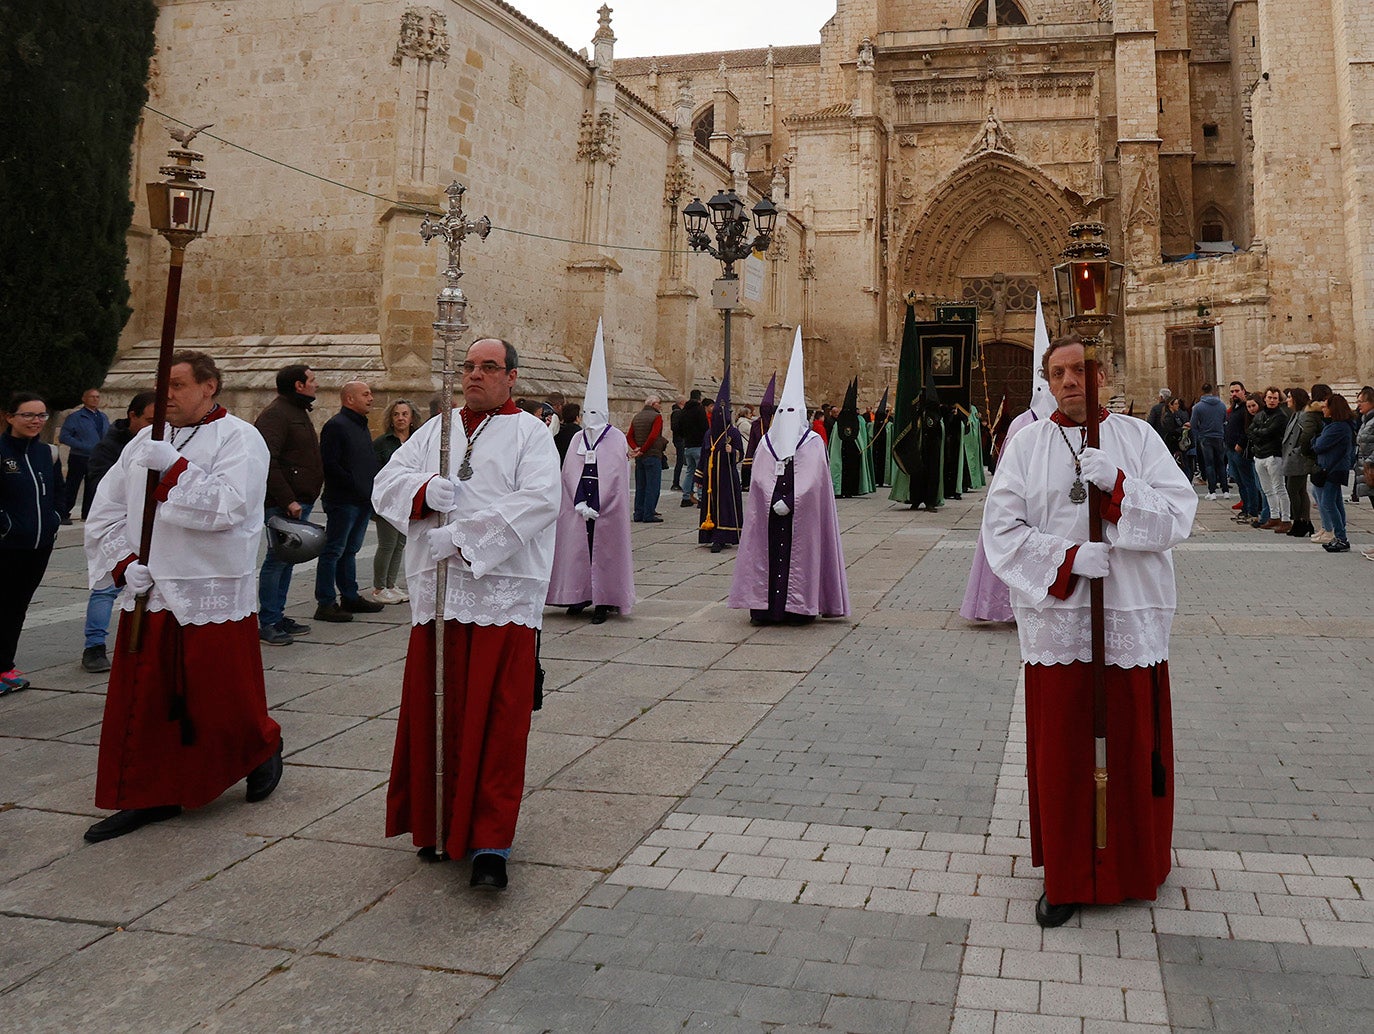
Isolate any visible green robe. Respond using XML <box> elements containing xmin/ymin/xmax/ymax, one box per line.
<box><xmin>829</xmin><ymin>417</ymin><xmax>875</xmax><ymax>496</ymax></box>
<box><xmin>963</xmin><ymin>405</ymin><xmax>986</xmax><ymax>490</ymax></box>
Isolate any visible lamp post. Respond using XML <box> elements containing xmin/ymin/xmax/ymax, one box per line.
<box><xmin>418</xmin><ymin>181</ymin><xmax>490</xmax><ymax>860</ymax></box>
<box><xmin>683</xmin><ymin>189</ymin><xmax>778</xmax><ymax>390</ymax></box>
<box><xmin>1051</xmin><ymin>220</ymin><xmax>1123</xmax><ymax>853</ymax></box>
<box><xmin>130</xmin><ymin>128</ymin><xmax>216</xmax><ymax>651</ymax></box>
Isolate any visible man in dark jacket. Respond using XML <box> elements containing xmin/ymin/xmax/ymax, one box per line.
<box><xmin>1146</xmin><ymin>388</ymin><xmax>1172</xmax><ymax>438</ymax></box>
<box><xmin>80</xmin><ymin>391</ymin><xmax>156</xmax><ymax>671</ymax></box>
<box><xmin>677</xmin><ymin>390</ymin><xmax>707</xmax><ymax>506</ymax></box>
<box><xmin>255</xmin><ymin>364</ymin><xmax>325</xmax><ymax>645</ymax></box>
<box><xmin>58</xmin><ymin>388</ymin><xmax>111</xmax><ymax>522</ymax></box>
<box><xmin>1189</xmin><ymin>384</ymin><xmax>1229</xmax><ymax>498</ymax></box>
<box><xmin>1248</xmin><ymin>387</ymin><xmax>1291</xmax><ymax>530</ymax></box>
<box><xmin>669</xmin><ymin>398</ymin><xmax>685</xmax><ymax>489</ymax></box>
<box><xmin>1223</xmin><ymin>381</ymin><xmax>1257</xmax><ymax>514</ymax></box>
<box><xmin>315</xmin><ymin>380</ymin><xmax>382</xmax><ymax>622</ymax></box>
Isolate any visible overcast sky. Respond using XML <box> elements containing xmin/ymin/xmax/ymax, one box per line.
<box><xmin>509</xmin><ymin>1</ymin><xmax>837</xmax><ymax>58</ymax></box>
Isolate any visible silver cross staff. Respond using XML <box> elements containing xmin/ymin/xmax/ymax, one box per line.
<box><xmin>419</xmin><ymin>181</ymin><xmax>489</xmax><ymax>861</ymax></box>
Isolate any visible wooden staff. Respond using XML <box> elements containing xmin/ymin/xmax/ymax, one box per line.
<box><xmin>127</xmin><ymin>246</ymin><xmax>186</xmax><ymax>653</ymax></box>
<box><xmin>1084</xmin><ymin>340</ymin><xmax>1108</xmax><ymax>850</ymax></box>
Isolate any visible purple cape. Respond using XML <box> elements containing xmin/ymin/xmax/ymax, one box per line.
<box><xmin>729</xmin><ymin>431</ymin><xmax>849</xmax><ymax>618</ymax></box>
<box><xmin>959</xmin><ymin>408</ymin><xmax>1038</xmax><ymax>622</ymax></box>
<box><xmin>546</xmin><ymin>425</ymin><xmax>635</xmax><ymax>612</ymax></box>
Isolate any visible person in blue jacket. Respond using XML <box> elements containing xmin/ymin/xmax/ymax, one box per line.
<box><xmin>1311</xmin><ymin>393</ymin><xmax>1356</xmax><ymax>553</ymax></box>
<box><xmin>1</xmin><ymin>392</ymin><xmax>63</xmax><ymax>693</ymax></box>
<box><xmin>57</xmin><ymin>387</ymin><xmax>110</xmax><ymax>522</ymax></box>
<box><xmin>1188</xmin><ymin>384</ymin><xmax>1229</xmax><ymax>499</ymax></box>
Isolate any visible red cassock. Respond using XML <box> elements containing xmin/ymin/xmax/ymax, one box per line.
<box><xmin>387</xmin><ymin>621</ymin><xmax>535</xmax><ymax>857</ymax></box>
<box><xmin>96</xmin><ymin>611</ymin><xmax>281</xmax><ymax>810</ymax></box>
<box><xmin>1024</xmin><ymin>660</ymin><xmax>1174</xmax><ymax>906</ymax></box>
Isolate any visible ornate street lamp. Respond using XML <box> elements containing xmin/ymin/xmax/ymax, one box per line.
<box><xmin>1051</xmin><ymin>220</ymin><xmax>1124</xmax><ymax>854</ymax></box>
<box><xmin>418</xmin><ymin>180</ymin><xmax>489</xmax><ymax>860</ymax></box>
<box><xmin>130</xmin><ymin>126</ymin><xmax>217</xmax><ymax>651</ymax></box>
<box><xmin>682</xmin><ymin>188</ymin><xmax>777</xmax><ymax>389</ymax></box>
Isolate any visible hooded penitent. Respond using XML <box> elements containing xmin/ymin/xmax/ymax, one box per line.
<box><xmin>830</xmin><ymin>376</ymin><xmax>874</xmax><ymax>498</ymax></box>
<box><xmin>546</xmin><ymin>318</ymin><xmax>635</xmax><ymax>614</ymax></box>
<box><xmin>742</xmin><ymin>372</ymin><xmax>777</xmax><ymax>484</ymax></box>
<box><xmin>872</xmin><ymin>385</ymin><xmax>891</xmax><ymax>486</ymax></box>
<box><xmin>696</xmin><ymin>370</ymin><xmax>744</xmax><ymax>547</ymax></box>
<box><xmin>729</xmin><ymin>327</ymin><xmax>849</xmax><ymax>623</ymax></box>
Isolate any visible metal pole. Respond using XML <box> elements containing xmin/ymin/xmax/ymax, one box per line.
<box><xmin>419</xmin><ymin>182</ymin><xmax>489</xmax><ymax>860</ymax></box>
<box><xmin>723</xmin><ymin>306</ymin><xmax>732</xmax><ymax>391</ymax></box>
<box><xmin>1084</xmin><ymin>337</ymin><xmax>1108</xmax><ymax>851</ymax></box>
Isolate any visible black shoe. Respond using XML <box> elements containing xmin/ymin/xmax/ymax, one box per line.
<box><xmin>645</xmin><ymin>516</ymin><xmax>664</xmax><ymax>523</ymax></box>
<box><xmin>279</xmin><ymin>618</ymin><xmax>311</xmax><ymax>636</ymax></box>
<box><xmin>417</xmin><ymin>846</ymin><xmax>446</xmax><ymax>862</ymax></box>
<box><xmin>591</xmin><ymin>606</ymin><xmax>610</xmax><ymax>625</ymax></box>
<box><xmin>710</xmin><ymin>542</ymin><xmax>723</xmax><ymax>553</ymax></box>
<box><xmin>670</xmin><ymin>483</ymin><xmax>681</xmax><ymax>490</ymax></box>
<box><xmin>680</xmin><ymin>498</ymin><xmax>695</xmax><ymax>508</ymax></box>
<box><xmin>470</xmin><ymin>853</ymin><xmax>508</xmax><ymax>890</ymax></box>
<box><xmin>245</xmin><ymin>740</ymin><xmax>283</xmax><ymax>802</ymax></box>
<box><xmin>258</xmin><ymin>624</ymin><xmax>294</xmax><ymax>647</ymax></box>
<box><xmin>341</xmin><ymin>595</ymin><xmax>384</xmax><ymax>613</ymax></box>
<box><xmin>1323</xmin><ymin>538</ymin><xmax>1351</xmax><ymax>553</ymax></box>
<box><xmin>314</xmin><ymin>602</ymin><xmax>354</xmax><ymax>623</ymax></box>
<box><xmin>81</xmin><ymin>645</ymin><xmax>111</xmax><ymax>673</ymax></box>
<box><xmin>84</xmin><ymin>805</ymin><xmax>182</xmax><ymax>843</ymax></box>
<box><xmin>60</xmin><ymin>516</ymin><xmax>73</xmax><ymax>526</ymax></box>
<box><xmin>567</xmin><ymin>602</ymin><xmax>590</xmax><ymax>616</ymax></box>
<box><xmin>1035</xmin><ymin>893</ymin><xmax>1078</xmax><ymax>928</ymax></box>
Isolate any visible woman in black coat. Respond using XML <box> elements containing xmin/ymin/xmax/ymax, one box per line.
<box><xmin>0</xmin><ymin>392</ymin><xmax>63</xmax><ymax>692</ymax></box>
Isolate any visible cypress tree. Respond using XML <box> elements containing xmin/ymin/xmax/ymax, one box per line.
<box><xmin>0</xmin><ymin>0</ymin><xmax>158</xmax><ymax>408</ymax></box>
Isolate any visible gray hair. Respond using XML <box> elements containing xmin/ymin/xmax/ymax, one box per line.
<box><xmin>645</xmin><ymin>395</ymin><xmax>661</xmax><ymax>407</ymax></box>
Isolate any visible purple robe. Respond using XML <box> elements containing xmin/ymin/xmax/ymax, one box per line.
<box><xmin>959</xmin><ymin>408</ymin><xmax>1038</xmax><ymax>622</ymax></box>
<box><xmin>546</xmin><ymin>425</ymin><xmax>635</xmax><ymax>612</ymax></box>
<box><xmin>697</xmin><ymin>424</ymin><xmax>744</xmax><ymax>546</ymax></box>
<box><xmin>729</xmin><ymin>431</ymin><xmax>849</xmax><ymax>619</ymax></box>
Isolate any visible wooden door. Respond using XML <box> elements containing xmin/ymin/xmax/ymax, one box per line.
<box><xmin>1165</xmin><ymin>326</ymin><xmax>1216</xmax><ymax>406</ymax></box>
<box><xmin>972</xmin><ymin>340</ymin><xmax>1034</xmax><ymax>420</ymax></box>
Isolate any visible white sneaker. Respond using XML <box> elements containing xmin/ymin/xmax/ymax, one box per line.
<box><xmin>1221</xmin><ymin>491</ymin><xmax>1232</xmax><ymax>499</ymax></box>
<box><xmin>390</xmin><ymin>587</ymin><xmax>409</xmax><ymax>603</ymax></box>
<box><xmin>1312</xmin><ymin>530</ymin><xmax>1333</xmax><ymax>544</ymax></box>
<box><xmin>1205</xmin><ymin>492</ymin><xmax>1217</xmax><ymax>501</ymax></box>
<box><xmin>371</xmin><ymin>588</ymin><xmax>394</xmax><ymax>605</ymax></box>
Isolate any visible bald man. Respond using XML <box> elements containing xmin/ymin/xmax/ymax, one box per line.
<box><xmin>315</xmin><ymin>380</ymin><xmax>384</xmax><ymax>621</ymax></box>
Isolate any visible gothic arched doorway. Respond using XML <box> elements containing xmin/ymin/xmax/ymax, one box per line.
<box><xmin>972</xmin><ymin>340</ymin><xmax>1034</xmax><ymax>421</ymax></box>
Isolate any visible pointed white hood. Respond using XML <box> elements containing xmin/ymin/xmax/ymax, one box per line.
<box><xmin>767</xmin><ymin>327</ymin><xmax>808</xmax><ymax>461</ymax></box>
<box><xmin>1030</xmin><ymin>291</ymin><xmax>1055</xmax><ymax>419</ymax></box>
<box><xmin>583</xmin><ymin>318</ymin><xmax>610</xmax><ymax>433</ymax></box>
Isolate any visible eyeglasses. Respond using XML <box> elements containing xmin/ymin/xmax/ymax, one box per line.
<box><xmin>462</xmin><ymin>361</ymin><xmax>508</xmax><ymax>376</ymax></box>
<box><xmin>13</xmin><ymin>411</ymin><xmax>48</xmax><ymax>421</ymax></box>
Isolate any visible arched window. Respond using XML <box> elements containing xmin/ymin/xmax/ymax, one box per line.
<box><xmin>968</xmin><ymin>0</ymin><xmax>1030</xmax><ymax>28</ymax></box>
<box><xmin>1198</xmin><ymin>205</ymin><xmax>1229</xmax><ymax>244</ymax></box>
<box><xmin>693</xmin><ymin>107</ymin><xmax>714</xmax><ymax>149</ymax></box>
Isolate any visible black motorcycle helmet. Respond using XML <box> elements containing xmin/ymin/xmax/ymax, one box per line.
<box><xmin>265</xmin><ymin>515</ymin><xmax>327</xmax><ymax>564</ymax></box>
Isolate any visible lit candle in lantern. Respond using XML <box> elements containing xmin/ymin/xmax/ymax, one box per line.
<box><xmin>172</xmin><ymin>192</ymin><xmax>190</xmax><ymax>225</ymax></box>
<box><xmin>1075</xmin><ymin>265</ymin><xmax>1097</xmax><ymax>312</ymax></box>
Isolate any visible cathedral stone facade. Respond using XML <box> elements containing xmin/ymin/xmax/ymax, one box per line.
<box><xmin>114</xmin><ymin>0</ymin><xmax>1372</xmax><ymax>422</ymax></box>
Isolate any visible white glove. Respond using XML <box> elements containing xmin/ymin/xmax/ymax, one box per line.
<box><xmin>425</xmin><ymin>476</ymin><xmax>458</xmax><ymax>513</ymax></box>
<box><xmin>574</xmin><ymin>502</ymin><xmax>599</xmax><ymax>521</ymax></box>
<box><xmin>125</xmin><ymin>562</ymin><xmax>154</xmax><ymax>594</ymax></box>
<box><xmin>426</xmin><ymin>526</ymin><xmax>461</xmax><ymax>562</ymax></box>
<box><xmin>1077</xmin><ymin>447</ymin><xmax>1119</xmax><ymax>492</ymax></box>
<box><xmin>137</xmin><ymin>439</ymin><xmax>180</xmax><ymax>474</ymax></box>
<box><xmin>772</xmin><ymin>499</ymin><xmax>791</xmax><ymax>517</ymax></box>
<box><xmin>1070</xmin><ymin>542</ymin><xmax>1110</xmax><ymax>580</ymax></box>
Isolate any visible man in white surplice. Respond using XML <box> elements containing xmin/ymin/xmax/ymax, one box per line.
<box><xmin>371</xmin><ymin>337</ymin><xmax>560</xmax><ymax>890</ymax></box>
<box><xmin>981</xmin><ymin>335</ymin><xmax>1197</xmax><ymax>928</ymax></box>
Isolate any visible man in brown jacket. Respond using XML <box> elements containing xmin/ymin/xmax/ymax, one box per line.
<box><xmin>628</xmin><ymin>395</ymin><xmax>667</xmax><ymax>522</ymax></box>
<box><xmin>254</xmin><ymin>364</ymin><xmax>324</xmax><ymax>645</ymax></box>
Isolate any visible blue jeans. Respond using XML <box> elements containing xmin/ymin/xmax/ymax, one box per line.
<box><xmin>681</xmin><ymin>446</ymin><xmax>702</xmax><ymax>501</ymax></box>
<box><xmin>1314</xmin><ymin>479</ymin><xmax>1347</xmax><ymax>541</ymax></box>
<box><xmin>259</xmin><ymin>502</ymin><xmax>313</xmax><ymax>628</ymax></box>
<box><xmin>84</xmin><ymin>583</ymin><xmax>120</xmax><ymax>648</ymax></box>
<box><xmin>1197</xmin><ymin>438</ymin><xmax>1228</xmax><ymax>493</ymax></box>
<box><xmin>315</xmin><ymin>500</ymin><xmax>370</xmax><ymax>605</ymax></box>
<box><xmin>634</xmin><ymin>456</ymin><xmax>663</xmax><ymax>521</ymax></box>
<box><xmin>1228</xmin><ymin>450</ymin><xmax>1262</xmax><ymax>516</ymax></box>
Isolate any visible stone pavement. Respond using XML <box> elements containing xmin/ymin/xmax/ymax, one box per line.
<box><xmin>1</xmin><ymin>479</ymin><xmax>1371</xmax><ymax>1032</ymax></box>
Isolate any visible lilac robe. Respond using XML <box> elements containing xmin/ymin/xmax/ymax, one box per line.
<box><xmin>729</xmin><ymin>431</ymin><xmax>849</xmax><ymax>619</ymax></box>
<box><xmin>546</xmin><ymin>425</ymin><xmax>635</xmax><ymax>612</ymax></box>
<box><xmin>959</xmin><ymin>408</ymin><xmax>1038</xmax><ymax>622</ymax></box>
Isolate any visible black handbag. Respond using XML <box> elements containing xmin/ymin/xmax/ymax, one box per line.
<box><xmin>1310</xmin><ymin>469</ymin><xmax>1328</xmax><ymax>488</ymax></box>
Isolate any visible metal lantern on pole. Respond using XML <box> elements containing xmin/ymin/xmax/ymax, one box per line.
<box><xmin>682</xmin><ymin>188</ymin><xmax>776</xmax><ymax>390</ymax></box>
<box><xmin>129</xmin><ymin>126</ymin><xmax>216</xmax><ymax>652</ymax></box>
<box><xmin>1051</xmin><ymin>220</ymin><xmax>1124</xmax><ymax>852</ymax></box>
<box><xmin>418</xmin><ymin>181</ymin><xmax>490</xmax><ymax>860</ymax></box>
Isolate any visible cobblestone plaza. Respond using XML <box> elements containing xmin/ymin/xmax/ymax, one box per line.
<box><xmin>1</xmin><ymin>486</ymin><xmax>1371</xmax><ymax>1032</ymax></box>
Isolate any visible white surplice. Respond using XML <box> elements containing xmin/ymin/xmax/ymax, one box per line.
<box><xmin>371</xmin><ymin>409</ymin><xmax>561</xmax><ymax>630</ymax></box>
<box><xmin>84</xmin><ymin>412</ymin><xmax>270</xmax><ymax>625</ymax></box>
<box><xmin>981</xmin><ymin>413</ymin><xmax>1197</xmax><ymax>668</ymax></box>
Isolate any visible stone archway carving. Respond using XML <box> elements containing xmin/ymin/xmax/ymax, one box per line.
<box><xmin>897</xmin><ymin>151</ymin><xmax>1083</xmax><ymax>303</ymax></box>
